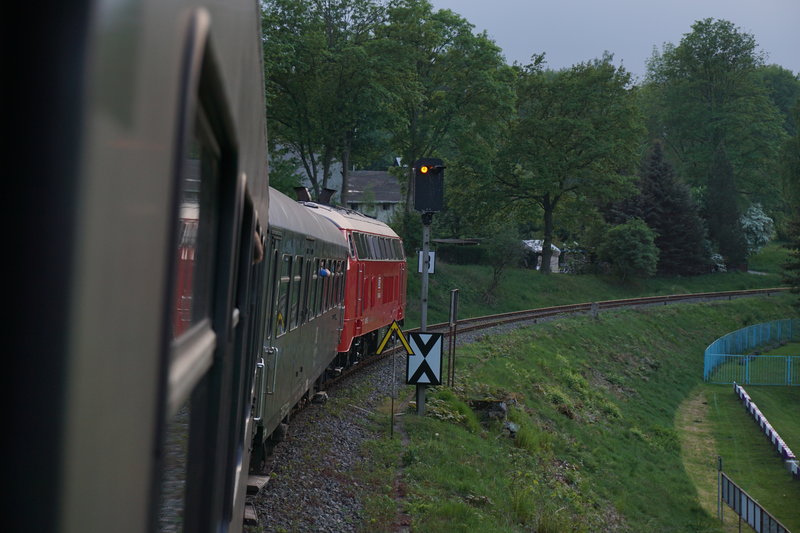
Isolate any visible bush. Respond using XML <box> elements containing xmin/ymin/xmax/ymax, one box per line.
<box><xmin>598</xmin><ymin>219</ymin><xmax>659</xmax><ymax>281</ymax></box>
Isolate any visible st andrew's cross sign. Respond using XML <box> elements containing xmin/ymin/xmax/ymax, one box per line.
<box><xmin>377</xmin><ymin>321</ymin><xmax>443</xmax><ymax>386</ymax></box>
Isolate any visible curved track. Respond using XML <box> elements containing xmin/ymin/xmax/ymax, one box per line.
<box><xmin>331</xmin><ymin>287</ymin><xmax>788</xmax><ymax>384</ymax></box>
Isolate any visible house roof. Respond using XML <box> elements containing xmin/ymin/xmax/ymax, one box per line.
<box><xmin>347</xmin><ymin>170</ymin><xmax>401</xmax><ymax>203</ymax></box>
<box><xmin>522</xmin><ymin>240</ymin><xmax>560</xmax><ymax>254</ymax></box>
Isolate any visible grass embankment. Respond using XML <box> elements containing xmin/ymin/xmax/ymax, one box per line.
<box><xmin>404</xmin><ymin>243</ymin><xmax>787</xmax><ymax>329</ymax></box>
<box><xmin>358</xmin><ymin>295</ymin><xmax>799</xmax><ymax>532</ymax></box>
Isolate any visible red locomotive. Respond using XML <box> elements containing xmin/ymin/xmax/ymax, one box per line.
<box><xmin>301</xmin><ymin>202</ymin><xmax>407</xmax><ymax>364</ymax></box>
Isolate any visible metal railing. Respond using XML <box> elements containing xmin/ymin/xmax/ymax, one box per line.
<box><xmin>719</xmin><ymin>467</ymin><xmax>791</xmax><ymax>532</ymax></box>
<box><xmin>704</xmin><ymin>319</ymin><xmax>799</xmax><ymax>385</ymax></box>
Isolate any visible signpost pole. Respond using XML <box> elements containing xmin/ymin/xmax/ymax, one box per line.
<box><xmin>449</xmin><ymin>289</ymin><xmax>459</xmax><ymax>387</ymax></box>
<box><xmin>418</xmin><ymin>213</ymin><xmax>433</xmax><ymax>416</ymax></box>
<box><xmin>717</xmin><ymin>456</ymin><xmax>722</xmax><ymax>523</ymax></box>
<box><xmin>391</xmin><ymin>336</ymin><xmax>396</xmax><ymax>437</ymax></box>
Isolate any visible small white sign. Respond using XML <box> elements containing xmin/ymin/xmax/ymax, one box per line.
<box><xmin>417</xmin><ymin>251</ymin><xmax>435</xmax><ymax>274</ymax></box>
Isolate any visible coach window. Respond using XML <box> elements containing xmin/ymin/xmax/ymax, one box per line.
<box><xmin>310</xmin><ymin>258</ymin><xmax>319</xmax><ymax>316</ymax></box>
<box><xmin>326</xmin><ymin>261</ymin><xmax>334</xmax><ymax>310</ymax></box>
<box><xmin>320</xmin><ymin>259</ymin><xmax>328</xmax><ymax>311</ymax></box>
<box><xmin>327</xmin><ymin>261</ymin><xmax>335</xmax><ymax>309</ymax></box>
<box><xmin>290</xmin><ymin>256</ymin><xmax>302</xmax><ymax>329</ymax></box>
<box><xmin>347</xmin><ymin>233</ymin><xmax>357</xmax><ymax>258</ymax></box>
<box><xmin>171</xmin><ymin>128</ymin><xmax>216</xmax><ymax>338</ymax></box>
<box><xmin>277</xmin><ymin>255</ymin><xmax>291</xmax><ymax>336</ymax></box>
<box><xmin>161</xmin><ymin>102</ymin><xmax>221</xmax><ymax>531</ymax></box>
<box><xmin>302</xmin><ymin>258</ymin><xmax>312</xmax><ymax>323</ymax></box>
<box><xmin>333</xmin><ymin>261</ymin><xmax>342</xmax><ymax>305</ymax></box>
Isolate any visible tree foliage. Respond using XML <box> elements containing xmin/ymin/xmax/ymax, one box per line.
<box><xmin>758</xmin><ymin>65</ymin><xmax>800</xmax><ymax>137</ymax></box>
<box><xmin>781</xmin><ymin>101</ymin><xmax>800</xmax><ymax>307</ymax></box>
<box><xmin>638</xmin><ymin>142</ymin><xmax>709</xmax><ymax>275</ymax></box>
<box><xmin>707</xmin><ymin>144</ymin><xmax>747</xmax><ymax>269</ymax></box>
<box><xmin>598</xmin><ymin>219</ymin><xmax>659</xmax><ymax>282</ymax></box>
<box><xmin>739</xmin><ymin>204</ymin><xmax>775</xmax><ymax>255</ymax></box>
<box><xmin>377</xmin><ymin>0</ymin><xmax>514</xmax><ymax>218</ymax></box>
<box><xmin>644</xmin><ymin>18</ymin><xmax>787</xmax><ymax>214</ymax></box>
<box><xmin>493</xmin><ymin>55</ymin><xmax>645</xmax><ymax>273</ymax></box>
<box><xmin>262</xmin><ymin>0</ymin><xmax>387</xmax><ymax>200</ymax></box>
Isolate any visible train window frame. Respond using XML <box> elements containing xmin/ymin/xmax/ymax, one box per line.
<box><xmin>355</xmin><ymin>232</ymin><xmax>367</xmax><ymax>259</ymax></box>
<box><xmin>167</xmin><ymin>106</ymin><xmax>221</xmax><ymax>414</ymax></box>
<box><xmin>276</xmin><ymin>254</ymin><xmax>291</xmax><ymax>336</ymax></box>
<box><xmin>290</xmin><ymin>255</ymin><xmax>302</xmax><ymax>330</ymax></box>
<box><xmin>264</xmin><ymin>235</ymin><xmax>281</xmax><ymax>341</ymax></box>
<box><xmin>302</xmin><ymin>256</ymin><xmax>312</xmax><ymax>324</ymax></box>
<box><xmin>157</xmin><ymin>11</ymin><xmax>266</xmax><ymax>531</ymax></box>
<box><xmin>310</xmin><ymin>258</ymin><xmax>319</xmax><ymax>317</ymax></box>
<box><xmin>365</xmin><ymin>235</ymin><xmax>374</xmax><ymax>259</ymax></box>
<box><xmin>333</xmin><ymin>261</ymin><xmax>340</xmax><ymax>307</ymax></box>
<box><xmin>337</xmin><ymin>260</ymin><xmax>345</xmax><ymax>304</ymax></box>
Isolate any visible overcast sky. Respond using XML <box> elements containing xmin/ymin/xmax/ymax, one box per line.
<box><xmin>429</xmin><ymin>0</ymin><xmax>800</xmax><ymax>81</ymax></box>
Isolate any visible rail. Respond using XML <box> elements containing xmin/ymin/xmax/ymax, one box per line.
<box><xmin>419</xmin><ymin>287</ymin><xmax>788</xmax><ymax>336</ymax></box>
<box><xmin>331</xmin><ymin>287</ymin><xmax>788</xmax><ymax>385</ymax></box>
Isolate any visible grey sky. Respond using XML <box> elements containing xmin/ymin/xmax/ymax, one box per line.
<box><xmin>429</xmin><ymin>0</ymin><xmax>799</xmax><ymax>80</ymax></box>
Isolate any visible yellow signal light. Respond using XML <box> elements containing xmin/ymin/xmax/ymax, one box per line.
<box><xmin>420</xmin><ymin>166</ymin><xmax>430</xmax><ymax>174</ymax></box>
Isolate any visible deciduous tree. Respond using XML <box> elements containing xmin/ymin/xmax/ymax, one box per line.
<box><xmin>645</xmin><ymin>19</ymin><xmax>786</xmax><ymax>214</ymax></box>
<box><xmin>493</xmin><ymin>55</ymin><xmax>645</xmax><ymax>273</ymax></box>
<box><xmin>262</xmin><ymin>0</ymin><xmax>386</xmax><ymax>200</ymax></box>
<box><xmin>377</xmin><ymin>0</ymin><xmax>514</xmax><ymax>220</ymax></box>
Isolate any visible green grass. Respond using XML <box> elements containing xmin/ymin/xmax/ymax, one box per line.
<box><xmin>766</xmin><ymin>341</ymin><xmax>800</xmax><ymax>355</ymax></box>
<box><xmin>706</xmin><ymin>384</ymin><xmax>800</xmax><ymax>530</ymax></box>
<box><xmin>747</xmin><ymin>241</ymin><xmax>792</xmax><ymax>275</ymax></box>
<box><xmin>358</xmin><ymin>295</ymin><xmax>799</xmax><ymax>532</ymax></box>
<box><xmin>404</xmin><ymin>244</ymin><xmax>787</xmax><ymax>329</ymax></box>
<box><xmin>739</xmin><ymin>385</ymin><xmax>800</xmax><ymax>457</ymax></box>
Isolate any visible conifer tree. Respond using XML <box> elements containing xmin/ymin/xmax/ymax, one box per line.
<box><xmin>639</xmin><ymin>142</ymin><xmax>709</xmax><ymax>275</ymax></box>
<box><xmin>706</xmin><ymin>143</ymin><xmax>748</xmax><ymax>269</ymax></box>
<box><xmin>781</xmin><ymin>102</ymin><xmax>800</xmax><ymax>307</ymax></box>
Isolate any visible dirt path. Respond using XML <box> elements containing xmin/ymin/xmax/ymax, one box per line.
<box><xmin>675</xmin><ymin>387</ymin><xmax>741</xmax><ymax>532</ymax></box>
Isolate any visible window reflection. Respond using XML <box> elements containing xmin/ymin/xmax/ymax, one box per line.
<box><xmin>160</xmin><ymin>109</ymin><xmax>219</xmax><ymax>531</ymax></box>
<box><xmin>172</xmin><ymin>129</ymin><xmax>218</xmax><ymax>338</ymax></box>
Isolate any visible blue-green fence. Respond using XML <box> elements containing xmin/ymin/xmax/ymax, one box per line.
<box><xmin>704</xmin><ymin>319</ymin><xmax>800</xmax><ymax>385</ymax></box>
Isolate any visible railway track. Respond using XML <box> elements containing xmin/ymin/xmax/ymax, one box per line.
<box><xmin>328</xmin><ymin>287</ymin><xmax>788</xmax><ymax>385</ymax></box>
<box><xmin>251</xmin><ymin>286</ymin><xmax>790</xmax><ymax>530</ymax></box>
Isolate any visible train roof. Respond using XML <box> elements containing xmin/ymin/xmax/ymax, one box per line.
<box><xmin>268</xmin><ymin>188</ymin><xmax>348</xmax><ymax>247</ymax></box>
<box><xmin>300</xmin><ymin>202</ymin><xmax>401</xmax><ymax>239</ymax></box>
